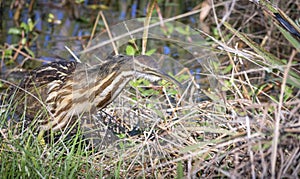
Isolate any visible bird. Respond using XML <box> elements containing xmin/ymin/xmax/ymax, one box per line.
<box><xmin>8</xmin><ymin>54</ymin><xmax>180</xmax><ymax>145</ymax></box>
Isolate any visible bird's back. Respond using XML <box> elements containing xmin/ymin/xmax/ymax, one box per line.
<box><xmin>10</xmin><ymin>61</ymin><xmax>78</xmax><ymax>120</ymax></box>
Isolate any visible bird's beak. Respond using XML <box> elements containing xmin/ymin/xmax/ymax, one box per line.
<box><xmin>161</xmin><ymin>71</ymin><xmax>182</xmax><ymax>91</ymax></box>
<box><xmin>148</xmin><ymin>69</ymin><xmax>183</xmax><ymax>94</ymax></box>
<box><xmin>134</xmin><ymin>55</ymin><xmax>183</xmax><ymax>94</ymax></box>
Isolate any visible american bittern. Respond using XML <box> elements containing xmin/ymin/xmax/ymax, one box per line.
<box><xmin>9</xmin><ymin>54</ymin><xmax>180</xmax><ymax>144</ymax></box>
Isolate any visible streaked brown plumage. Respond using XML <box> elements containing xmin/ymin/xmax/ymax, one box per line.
<box><xmin>10</xmin><ymin>54</ymin><xmax>180</xmax><ymax>142</ymax></box>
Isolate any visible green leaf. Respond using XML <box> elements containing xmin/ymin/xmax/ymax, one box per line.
<box><xmin>75</xmin><ymin>0</ymin><xmax>85</xmax><ymax>4</ymax></box>
<box><xmin>20</xmin><ymin>22</ymin><xmax>29</xmax><ymax>33</ymax></box>
<box><xmin>48</xmin><ymin>13</ymin><xmax>55</xmax><ymax>19</ymax></box>
<box><xmin>168</xmin><ymin>88</ymin><xmax>178</xmax><ymax>95</ymax></box>
<box><xmin>27</xmin><ymin>18</ymin><xmax>35</xmax><ymax>32</ymax></box>
<box><xmin>126</xmin><ymin>45</ymin><xmax>135</xmax><ymax>56</ymax></box>
<box><xmin>129</xmin><ymin>80</ymin><xmax>139</xmax><ymax>88</ymax></box>
<box><xmin>48</xmin><ymin>13</ymin><xmax>55</xmax><ymax>23</ymax></box>
<box><xmin>8</xmin><ymin>27</ymin><xmax>22</xmax><ymax>35</ymax></box>
<box><xmin>222</xmin><ymin>64</ymin><xmax>233</xmax><ymax>74</ymax></box>
<box><xmin>116</xmin><ymin>133</ymin><xmax>126</xmax><ymax>139</ymax></box>
<box><xmin>177</xmin><ymin>74</ymin><xmax>189</xmax><ymax>82</ymax></box>
<box><xmin>145</xmin><ymin>49</ymin><xmax>156</xmax><ymax>55</ymax></box>
<box><xmin>21</xmin><ymin>38</ymin><xmax>27</xmax><ymax>45</ymax></box>
<box><xmin>4</xmin><ymin>49</ymin><xmax>13</xmax><ymax>57</ymax></box>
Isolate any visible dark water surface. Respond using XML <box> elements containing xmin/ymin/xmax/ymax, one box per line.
<box><xmin>1</xmin><ymin>1</ymin><xmax>108</xmax><ymax>63</ymax></box>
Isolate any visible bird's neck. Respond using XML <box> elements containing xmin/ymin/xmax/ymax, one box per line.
<box><xmin>71</xmin><ymin>63</ymin><xmax>136</xmax><ymax>109</ymax></box>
